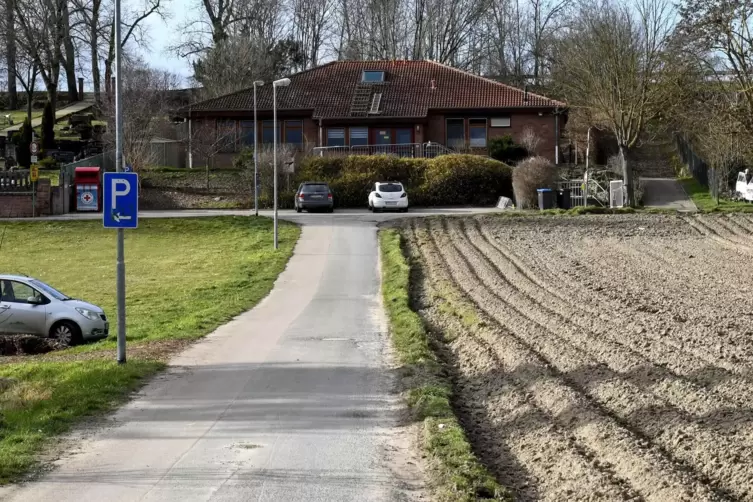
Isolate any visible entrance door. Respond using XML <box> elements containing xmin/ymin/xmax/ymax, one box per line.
<box><xmin>372</xmin><ymin>129</ymin><xmax>392</xmax><ymax>154</ymax></box>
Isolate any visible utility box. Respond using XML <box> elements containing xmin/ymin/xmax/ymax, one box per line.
<box><xmin>537</xmin><ymin>188</ymin><xmax>555</xmax><ymax>210</ymax></box>
<box><xmin>74</xmin><ymin>166</ymin><xmax>101</xmax><ymax>212</ymax></box>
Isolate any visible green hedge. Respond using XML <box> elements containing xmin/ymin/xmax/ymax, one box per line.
<box><xmin>293</xmin><ymin>154</ymin><xmax>512</xmax><ymax>208</ymax></box>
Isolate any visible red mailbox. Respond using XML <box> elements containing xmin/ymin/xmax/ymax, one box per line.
<box><xmin>75</xmin><ymin>167</ymin><xmax>101</xmax><ymax>212</ymax></box>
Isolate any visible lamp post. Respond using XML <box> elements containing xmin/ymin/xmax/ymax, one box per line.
<box><xmin>252</xmin><ymin>80</ymin><xmax>264</xmax><ymax>217</ymax></box>
<box><xmin>272</xmin><ymin>78</ymin><xmax>291</xmax><ymax>250</ymax></box>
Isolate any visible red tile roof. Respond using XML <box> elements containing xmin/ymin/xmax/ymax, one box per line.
<box><xmin>186</xmin><ymin>60</ymin><xmax>565</xmax><ymax>118</ymax></box>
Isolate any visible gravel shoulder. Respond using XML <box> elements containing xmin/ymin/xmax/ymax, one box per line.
<box><xmin>401</xmin><ymin>213</ymin><xmax>753</xmax><ymax>502</ymax></box>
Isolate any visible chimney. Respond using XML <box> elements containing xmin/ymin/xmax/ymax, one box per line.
<box><xmin>78</xmin><ymin>77</ymin><xmax>84</xmax><ymax>100</ymax></box>
<box><xmin>430</xmin><ymin>79</ymin><xmax>436</xmax><ymax>90</ymax></box>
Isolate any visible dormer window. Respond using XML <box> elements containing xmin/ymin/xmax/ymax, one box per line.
<box><xmin>362</xmin><ymin>70</ymin><xmax>385</xmax><ymax>82</ymax></box>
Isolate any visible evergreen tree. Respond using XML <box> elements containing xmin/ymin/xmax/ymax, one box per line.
<box><xmin>40</xmin><ymin>100</ymin><xmax>55</xmax><ymax>150</ymax></box>
<box><xmin>14</xmin><ymin>117</ymin><xmax>32</xmax><ymax>168</ymax></box>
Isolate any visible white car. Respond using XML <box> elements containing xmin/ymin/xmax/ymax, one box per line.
<box><xmin>368</xmin><ymin>182</ymin><xmax>409</xmax><ymax>212</ymax></box>
<box><xmin>0</xmin><ymin>275</ymin><xmax>108</xmax><ymax>345</ymax></box>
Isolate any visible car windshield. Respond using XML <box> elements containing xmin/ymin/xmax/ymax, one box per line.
<box><xmin>29</xmin><ymin>279</ymin><xmax>70</xmax><ymax>301</ymax></box>
<box><xmin>301</xmin><ymin>184</ymin><xmax>329</xmax><ymax>193</ymax></box>
<box><xmin>378</xmin><ymin>183</ymin><xmax>403</xmax><ymax>192</ymax></box>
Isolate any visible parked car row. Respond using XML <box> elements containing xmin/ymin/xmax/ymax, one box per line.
<box><xmin>293</xmin><ymin>181</ymin><xmax>410</xmax><ymax>213</ymax></box>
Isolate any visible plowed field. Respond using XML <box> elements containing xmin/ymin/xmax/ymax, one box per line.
<box><xmin>401</xmin><ymin>213</ymin><xmax>753</xmax><ymax>502</ymax></box>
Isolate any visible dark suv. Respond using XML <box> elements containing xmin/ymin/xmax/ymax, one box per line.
<box><xmin>295</xmin><ymin>182</ymin><xmax>334</xmax><ymax>213</ymax></box>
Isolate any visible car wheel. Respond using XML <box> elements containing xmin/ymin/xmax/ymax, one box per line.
<box><xmin>50</xmin><ymin>321</ymin><xmax>82</xmax><ymax>346</ymax></box>
<box><xmin>296</xmin><ymin>205</ymin><xmax>302</xmax><ymax>213</ymax></box>
<box><xmin>327</xmin><ymin>207</ymin><xmax>334</xmax><ymax>213</ymax></box>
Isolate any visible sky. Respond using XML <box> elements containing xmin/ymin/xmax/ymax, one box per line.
<box><xmin>140</xmin><ymin>0</ymin><xmax>195</xmax><ymax>83</ymax></box>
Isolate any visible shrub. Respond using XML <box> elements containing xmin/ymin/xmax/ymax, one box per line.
<box><xmin>13</xmin><ymin>118</ymin><xmax>33</xmax><ymax>169</ymax></box>
<box><xmin>41</xmin><ymin>101</ymin><xmax>55</xmax><ymax>151</ymax></box>
<box><xmin>489</xmin><ymin>136</ymin><xmax>528</xmax><ymax>165</ymax></box>
<box><xmin>38</xmin><ymin>157</ymin><xmax>59</xmax><ymax>170</ymax></box>
<box><xmin>295</xmin><ymin>154</ymin><xmax>512</xmax><ymax>207</ymax></box>
<box><xmin>519</xmin><ymin>127</ymin><xmax>542</xmax><ymax>155</ymax></box>
<box><xmin>512</xmin><ymin>156</ymin><xmax>557</xmax><ymax>209</ymax></box>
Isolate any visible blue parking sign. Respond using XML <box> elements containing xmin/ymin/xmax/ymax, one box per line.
<box><xmin>103</xmin><ymin>172</ymin><xmax>138</xmax><ymax>228</ymax></box>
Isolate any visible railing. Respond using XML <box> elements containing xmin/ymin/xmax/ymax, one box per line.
<box><xmin>557</xmin><ymin>178</ymin><xmax>609</xmax><ymax>207</ymax></box>
<box><xmin>0</xmin><ymin>170</ymin><xmax>34</xmax><ymax>194</ymax></box>
<box><xmin>312</xmin><ymin>142</ymin><xmax>459</xmax><ymax>159</ymax></box>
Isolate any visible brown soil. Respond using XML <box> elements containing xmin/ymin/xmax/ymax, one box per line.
<box><xmin>401</xmin><ymin>213</ymin><xmax>753</xmax><ymax>502</ymax></box>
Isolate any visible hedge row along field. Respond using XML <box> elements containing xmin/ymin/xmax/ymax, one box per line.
<box><xmin>290</xmin><ymin>154</ymin><xmax>513</xmax><ymax>208</ymax></box>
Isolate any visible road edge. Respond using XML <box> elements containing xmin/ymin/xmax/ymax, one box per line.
<box><xmin>378</xmin><ymin>228</ymin><xmax>510</xmax><ymax>502</ymax></box>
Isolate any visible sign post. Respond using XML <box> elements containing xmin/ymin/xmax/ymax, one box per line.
<box><xmin>111</xmin><ymin>0</ymin><xmax>127</xmax><ymax>364</ymax></box>
<box><xmin>30</xmin><ymin>165</ymin><xmax>38</xmax><ymax>218</ymax></box>
<box><xmin>30</xmin><ymin>141</ymin><xmax>38</xmax><ymax>165</ymax></box>
<box><xmin>103</xmin><ymin>172</ymin><xmax>138</xmax><ymax>364</ymax></box>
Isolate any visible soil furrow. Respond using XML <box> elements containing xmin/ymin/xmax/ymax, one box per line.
<box><xmin>441</xmin><ymin>217</ymin><xmax>753</xmax><ymax>497</ymax></box>
<box><xmin>422</xmin><ymin>218</ymin><xmax>731</xmax><ymax>501</ymax></box>
<box><xmin>465</xmin><ymin>218</ymin><xmax>753</xmax><ymax>412</ymax></box>
<box><xmin>723</xmin><ymin>214</ymin><xmax>753</xmax><ymax>237</ymax></box>
<box><xmin>688</xmin><ymin>216</ymin><xmax>753</xmax><ymax>255</ymax></box>
<box><xmin>406</xmin><ymin>222</ymin><xmax>638</xmax><ymax>502</ymax></box>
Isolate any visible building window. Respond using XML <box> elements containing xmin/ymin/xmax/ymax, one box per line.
<box><xmin>446</xmin><ymin>118</ymin><xmax>464</xmax><ymax>149</ymax></box>
<box><xmin>240</xmin><ymin>120</ymin><xmax>255</xmax><ymax>146</ymax></box>
<box><xmin>469</xmin><ymin>119</ymin><xmax>487</xmax><ymax>147</ymax></box>
<box><xmin>327</xmin><ymin>128</ymin><xmax>345</xmax><ymax>146</ymax></box>
<box><xmin>262</xmin><ymin>120</ymin><xmax>281</xmax><ymax>144</ymax></box>
<box><xmin>396</xmin><ymin>128</ymin><xmax>412</xmax><ymax>144</ymax></box>
<box><xmin>350</xmin><ymin>127</ymin><xmax>368</xmax><ymax>146</ymax></box>
<box><xmin>217</xmin><ymin>119</ymin><xmax>237</xmax><ymax>152</ymax></box>
<box><xmin>362</xmin><ymin>70</ymin><xmax>385</xmax><ymax>82</ymax></box>
<box><xmin>491</xmin><ymin>117</ymin><xmax>511</xmax><ymax>128</ymax></box>
<box><xmin>285</xmin><ymin>120</ymin><xmax>303</xmax><ymax>146</ymax></box>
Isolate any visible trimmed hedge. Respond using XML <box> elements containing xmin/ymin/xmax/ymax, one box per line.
<box><xmin>294</xmin><ymin>154</ymin><xmax>512</xmax><ymax>208</ymax></box>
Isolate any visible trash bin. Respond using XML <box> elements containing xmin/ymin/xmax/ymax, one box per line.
<box><xmin>537</xmin><ymin>188</ymin><xmax>555</xmax><ymax>210</ymax></box>
<box><xmin>557</xmin><ymin>188</ymin><xmax>572</xmax><ymax>209</ymax></box>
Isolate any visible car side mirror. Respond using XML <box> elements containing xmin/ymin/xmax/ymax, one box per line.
<box><xmin>27</xmin><ymin>296</ymin><xmax>42</xmax><ymax>305</ymax></box>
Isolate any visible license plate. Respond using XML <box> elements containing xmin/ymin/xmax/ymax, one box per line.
<box><xmin>311</xmin><ymin>194</ymin><xmax>323</xmax><ymax>199</ymax></box>
<box><xmin>386</xmin><ymin>201</ymin><xmax>397</xmax><ymax>205</ymax></box>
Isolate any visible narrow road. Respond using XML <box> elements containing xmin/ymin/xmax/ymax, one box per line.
<box><xmin>640</xmin><ymin>178</ymin><xmax>697</xmax><ymax>211</ymax></box>
<box><xmin>1</xmin><ymin>214</ymin><xmax>439</xmax><ymax>501</ymax></box>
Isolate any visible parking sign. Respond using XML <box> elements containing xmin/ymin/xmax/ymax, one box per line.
<box><xmin>103</xmin><ymin>172</ymin><xmax>138</xmax><ymax>228</ymax></box>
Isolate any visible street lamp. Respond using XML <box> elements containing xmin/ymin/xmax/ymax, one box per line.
<box><xmin>272</xmin><ymin>78</ymin><xmax>291</xmax><ymax>250</ymax></box>
<box><xmin>252</xmin><ymin>80</ymin><xmax>264</xmax><ymax>217</ymax></box>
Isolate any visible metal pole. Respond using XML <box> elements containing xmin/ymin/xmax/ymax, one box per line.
<box><xmin>254</xmin><ymin>84</ymin><xmax>259</xmax><ymax>217</ymax></box>
<box><xmin>585</xmin><ymin>127</ymin><xmax>590</xmax><ymax>208</ymax></box>
<box><xmin>115</xmin><ymin>0</ymin><xmax>126</xmax><ymax>364</ymax></box>
<box><xmin>273</xmin><ymin>84</ymin><xmax>278</xmax><ymax>250</ymax></box>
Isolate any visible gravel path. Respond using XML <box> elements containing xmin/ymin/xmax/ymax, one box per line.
<box><xmin>402</xmin><ymin>213</ymin><xmax>753</xmax><ymax>502</ymax></box>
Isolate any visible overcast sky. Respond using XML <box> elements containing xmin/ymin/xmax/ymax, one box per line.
<box><xmin>141</xmin><ymin>1</ymin><xmax>194</xmax><ymax>83</ymax></box>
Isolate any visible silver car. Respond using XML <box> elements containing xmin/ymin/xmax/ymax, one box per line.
<box><xmin>0</xmin><ymin>275</ymin><xmax>108</xmax><ymax>345</ymax></box>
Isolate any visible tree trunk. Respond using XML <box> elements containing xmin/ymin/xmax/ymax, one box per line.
<box><xmin>6</xmin><ymin>0</ymin><xmax>17</xmax><ymax>110</ymax></box>
<box><xmin>90</xmin><ymin>0</ymin><xmax>102</xmax><ymax>105</ymax></box>
<box><xmin>62</xmin><ymin>2</ymin><xmax>78</xmax><ymax>102</ymax></box>
<box><xmin>105</xmin><ymin>20</ymin><xmax>115</xmax><ymax>101</ymax></box>
<box><xmin>46</xmin><ymin>82</ymin><xmax>57</xmax><ymax>117</ymax></box>
<box><xmin>619</xmin><ymin>144</ymin><xmax>635</xmax><ymax>207</ymax></box>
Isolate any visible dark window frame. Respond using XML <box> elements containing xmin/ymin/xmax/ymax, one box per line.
<box><xmin>468</xmin><ymin>118</ymin><xmax>488</xmax><ymax>148</ymax></box>
<box><xmin>327</xmin><ymin>127</ymin><xmax>346</xmax><ymax>146</ymax></box>
<box><xmin>446</xmin><ymin>118</ymin><xmax>465</xmax><ymax>149</ymax></box>
<box><xmin>284</xmin><ymin>120</ymin><xmax>303</xmax><ymax>147</ymax></box>
<box><xmin>362</xmin><ymin>70</ymin><xmax>385</xmax><ymax>82</ymax></box>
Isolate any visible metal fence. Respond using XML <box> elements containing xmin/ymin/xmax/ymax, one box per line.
<box><xmin>557</xmin><ymin>178</ymin><xmax>610</xmax><ymax>207</ymax></box>
<box><xmin>674</xmin><ymin>133</ymin><xmax>708</xmax><ymax>187</ymax></box>
<box><xmin>0</xmin><ymin>169</ymin><xmax>34</xmax><ymax>194</ymax></box>
<box><xmin>312</xmin><ymin>142</ymin><xmax>456</xmax><ymax>159</ymax></box>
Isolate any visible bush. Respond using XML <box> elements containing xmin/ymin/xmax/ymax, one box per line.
<box><xmin>489</xmin><ymin>136</ymin><xmax>528</xmax><ymax>165</ymax></box>
<box><xmin>41</xmin><ymin>101</ymin><xmax>55</xmax><ymax>151</ymax></box>
<box><xmin>38</xmin><ymin>157</ymin><xmax>59</xmax><ymax>170</ymax></box>
<box><xmin>295</xmin><ymin>154</ymin><xmax>512</xmax><ymax>207</ymax></box>
<box><xmin>512</xmin><ymin>156</ymin><xmax>557</xmax><ymax>209</ymax></box>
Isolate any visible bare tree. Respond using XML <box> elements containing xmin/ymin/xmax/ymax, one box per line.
<box><xmin>290</xmin><ymin>0</ymin><xmax>333</xmax><ymax>68</ymax></box>
<box><xmin>102</xmin><ymin>60</ymin><xmax>180</xmax><ymax>173</ymax></box>
<box><xmin>4</xmin><ymin>0</ymin><xmax>17</xmax><ymax>109</ymax></box>
<box><xmin>15</xmin><ymin>50</ymin><xmax>39</xmax><ymax>122</ymax></box>
<box><xmin>189</xmin><ymin>119</ymin><xmax>236</xmax><ymax>188</ymax></box>
<box><xmin>14</xmin><ymin>0</ymin><xmax>66</xmax><ymax>111</ymax></box>
<box><xmin>552</xmin><ymin>0</ymin><xmax>674</xmax><ymax>206</ymax></box>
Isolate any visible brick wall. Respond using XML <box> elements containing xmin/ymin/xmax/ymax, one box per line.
<box><xmin>425</xmin><ymin>111</ymin><xmax>560</xmax><ymax>162</ymax></box>
<box><xmin>0</xmin><ymin>179</ymin><xmax>53</xmax><ymax>217</ymax></box>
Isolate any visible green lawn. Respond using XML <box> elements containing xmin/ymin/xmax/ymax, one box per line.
<box><xmin>0</xmin><ymin>110</ymin><xmax>42</xmax><ymax>128</ymax></box>
<box><xmin>0</xmin><ymin>217</ymin><xmax>300</xmax><ymax>482</ymax></box>
<box><xmin>679</xmin><ymin>177</ymin><xmax>753</xmax><ymax>212</ymax></box>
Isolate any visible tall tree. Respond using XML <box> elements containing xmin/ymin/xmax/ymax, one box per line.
<box><xmin>60</xmin><ymin>0</ymin><xmax>79</xmax><ymax>102</ymax></box>
<box><xmin>5</xmin><ymin>0</ymin><xmax>17</xmax><ymax>109</ymax></box>
<box><xmin>552</xmin><ymin>0</ymin><xmax>675</xmax><ymax>206</ymax></box>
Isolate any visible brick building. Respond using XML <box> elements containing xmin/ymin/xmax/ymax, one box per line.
<box><xmin>180</xmin><ymin>60</ymin><xmax>567</xmax><ymax>166</ymax></box>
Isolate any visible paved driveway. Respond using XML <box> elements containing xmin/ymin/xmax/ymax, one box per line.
<box><xmin>0</xmin><ymin>210</ymin><xmax>502</xmax><ymax>501</ymax></box>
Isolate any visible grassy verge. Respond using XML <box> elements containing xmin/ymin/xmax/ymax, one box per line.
<box><xmin>679</xmin><ymin>177</ymin><xmax>753</xmax><ymax>212</ymax></box>
<box><xmin>379</xmin><ymin>229</ymin><xmax>508</xmax><ymax>502</ymax></box>
<box><xmin>0</xmin><ymin>217</ymin><xmax>300</xmax><ymax>482</ymax></box>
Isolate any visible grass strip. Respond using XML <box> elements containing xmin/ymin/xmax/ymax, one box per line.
<box><xmin>379</xmin><ymin>229</ymin><xmax>509</xmax><ymax>502</ymax></box>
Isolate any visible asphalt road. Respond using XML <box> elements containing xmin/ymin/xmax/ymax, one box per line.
<box><xmin>0</xmin><ymin>210</ymin><xmax>506</xmax><ymax>501</ymax></box>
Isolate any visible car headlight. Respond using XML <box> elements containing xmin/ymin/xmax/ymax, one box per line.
<box><xmin>375</xmin><ymin>193</ymin><xmax>382</xmax><ymax>198</ymax></box>
<box><xmin>76</xmin><ymin>308</ymin><xmax>99</xmax><ymax>321</ymax></box>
